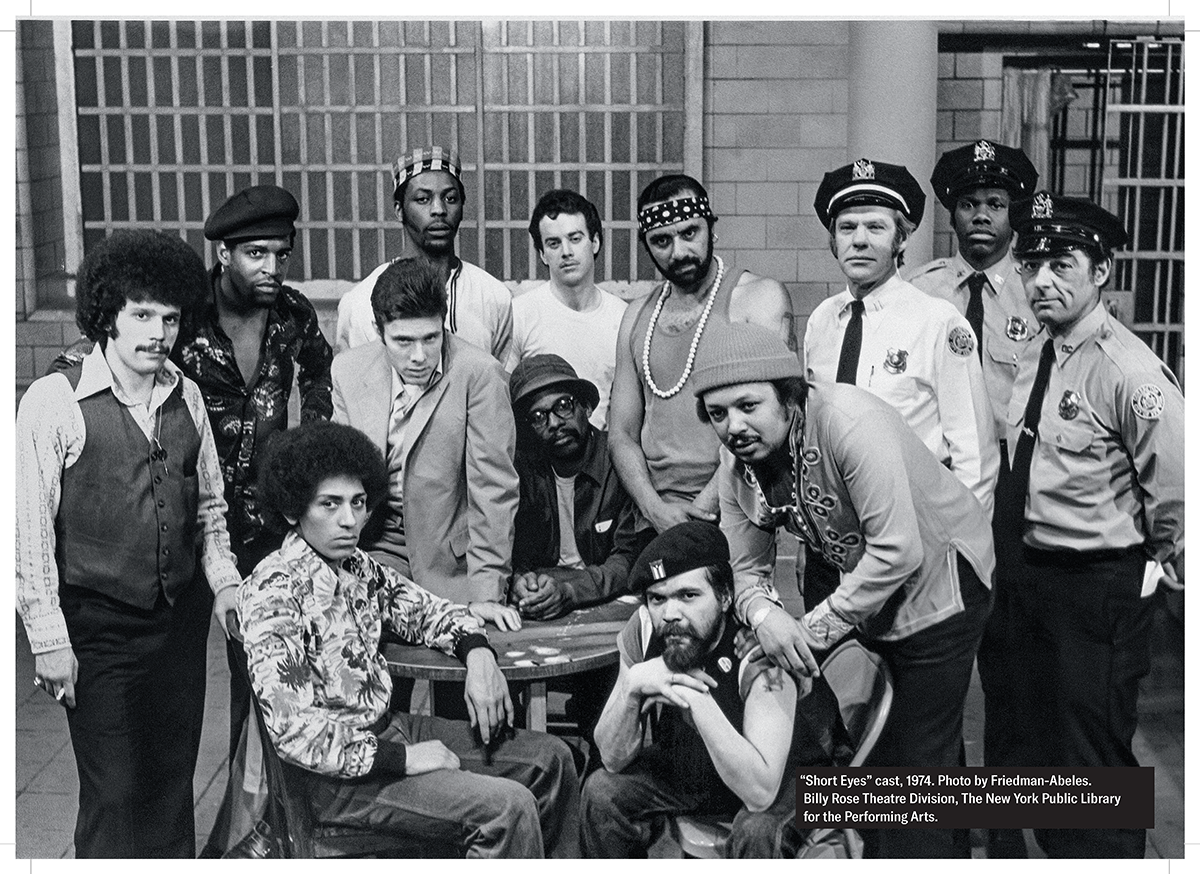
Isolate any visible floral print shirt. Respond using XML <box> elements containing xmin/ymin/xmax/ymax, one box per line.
<box><xmin>237</xmin><ymin>531</ymin><xmax>489</xmax><ymax>778</ymax></box>
<box><xmin>174</xmin><ymin>270</ymin><xmax>333</xmax><ymax>562</ymax></box>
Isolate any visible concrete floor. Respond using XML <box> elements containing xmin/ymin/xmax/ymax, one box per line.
<box><xmin>14</xmin><ymin>582</ymin><xmax>1184</xmax><ymax>860</ymax></box>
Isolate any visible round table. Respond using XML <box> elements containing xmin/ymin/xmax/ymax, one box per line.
<box><xmin>383</xmin><ymin>596</ymin><xmax>639</xmax><ymax>731</ymax></box>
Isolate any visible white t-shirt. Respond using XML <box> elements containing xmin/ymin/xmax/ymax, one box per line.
<box><xmin>553</xmin><ymin>472</ymin><xmax>586</xmax><ymax>570</ymax></box>
<box><xmin>335</xmin><ymin>258</ymin><xmax>513</xmax><ymax>363</ymax></box>
<box><xmin>508</xmin><ymin>282</ymin><xmax>627</xmax><ymax>428</ymax></box>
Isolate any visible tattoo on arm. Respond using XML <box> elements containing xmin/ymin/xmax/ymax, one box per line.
<box><xmin>762</xmin><ymin>666</ymin><xmax>785</xmax><ymax>692</ymax></box>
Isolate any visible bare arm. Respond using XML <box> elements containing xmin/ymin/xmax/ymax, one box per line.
<box><xmin>677</xmin><ymin>665</ymin><xmax>798</xmax><ymax>812</ymax></box>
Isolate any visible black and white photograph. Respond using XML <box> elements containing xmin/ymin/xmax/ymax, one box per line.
<box><xmin>12</xmin><ymin>8</ymin><xmax>1185</xmax><ymax>862</ymax></box>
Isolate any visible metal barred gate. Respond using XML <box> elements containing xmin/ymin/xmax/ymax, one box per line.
<box><xmin>69</xmin><ymin>19</ymin><xmax>689</xmax><ymax>286</ymax></box>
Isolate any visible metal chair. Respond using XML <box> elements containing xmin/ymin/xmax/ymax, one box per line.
<box><xmin>672</xmin><ymin>638</ymin><xmax>894</xmax><ymax>858</ymax></box>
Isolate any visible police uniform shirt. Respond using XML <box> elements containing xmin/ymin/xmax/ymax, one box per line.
<box><xmin>1006</xmin><ymin>303</ymin><xmax>1183</xmax><ymax>560</ymax></box>
<box><xmin>803</xmin><ymin>273</ymin><xmax>999</xmax><ymax>515</ymax></box>
<box><xmin>908</xmin><ymin>249</ymin><xmax>1042</xmax><ymax>439</ymax></box>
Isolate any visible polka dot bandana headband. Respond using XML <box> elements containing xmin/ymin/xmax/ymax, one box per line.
<box><xmin>638</xmin><ymin>196</ymin><xmax>714</xmax><ymax>235</ymax></box>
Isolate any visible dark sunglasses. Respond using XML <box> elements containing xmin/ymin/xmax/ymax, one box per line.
<box><xmin>527</xmin><ymin>395</ymin><xmax>577</xmax><ymax>428</ymax></box>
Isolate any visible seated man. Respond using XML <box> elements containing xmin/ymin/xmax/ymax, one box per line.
<box><xmin>237</xmin><ymin>421</ymin><xmax>579</xmax><ymax>858</ymax></box>
<box><xmin>509</xmin><ymin>354</ymin><xmax>649</xmax><ymax>621</ymax></box>
<box><xmin>581</xmin><ymin>522</ymin><xmax>849</xmax><ymax>858</ymax></box>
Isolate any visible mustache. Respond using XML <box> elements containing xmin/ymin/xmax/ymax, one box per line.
<box><xmin>136</xmin><ymin>343</ymin><xmax>170</xmax><ymax>354</ymax></box>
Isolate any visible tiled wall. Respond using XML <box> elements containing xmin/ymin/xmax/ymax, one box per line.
<box><xmin>704</xmin><ymin>20</ymin><xmax>852</xmax><ymax>343</ymax></box>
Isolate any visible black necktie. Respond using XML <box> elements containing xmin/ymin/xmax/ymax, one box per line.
<box><xmin>1005</xmin><ymin>337</ymin><xmax>1056</xmax><ymax>532</ymax></box>
<box><xmin>836</xmin><ymin>300</ymin><xmax>865</xmax><ymax>385</ymax></box>
<box><xmin>966</xmin><ymin>273</ymin><xmax>986</xmax><ymax>364</ymax></box>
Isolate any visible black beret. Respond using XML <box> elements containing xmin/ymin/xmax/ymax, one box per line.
<box><xmin>931</xmin><ymin>139</ymin><xmax>1039</xmax><ymax>210</ymax></box>
<box><xmin>204</xmin><ymin>185</ymin><xmax>299</xmax><ymax>242</ymax></box>
<box><xmin>814</xmin><ymin>158</ymin><xmax>926</xmax><ymax>228</ymax></box>
<box><xmin>627</xmin><ymin>522</ymin><xmax>730</xmax><ymax>595</ymax></box>
<box><xmin>1010</xmin><ymin>191</ymin><xmax>1129</xmax><ymax>257</ymax></box>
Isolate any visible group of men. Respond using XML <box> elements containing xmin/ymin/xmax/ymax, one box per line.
<box><xmin>16</xmin><ymin>136</ymin><xmax>1182</xmax><ymax>860</ymax></box>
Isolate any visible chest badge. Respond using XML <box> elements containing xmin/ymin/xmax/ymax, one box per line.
<box><xmin>883</xmin><ymin>348</ymin><xmax>908</xmax><ymax>374</ymax></box>
<box><xmin>1058</xmin><ymin>390</ymin><xmax>1081</xmax><ymax>420</ymax></box>
<box><xmin>1006</xmin><ymin>316</ymin><xmax>1030</xmax><ymax>341</ymax></box>
<box><xmin>718</xmin><ymin>656</ymin><xmax>732</xmax><ymax>674</ymax></box>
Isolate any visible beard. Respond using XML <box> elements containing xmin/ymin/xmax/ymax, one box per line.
<box><xmin>659</xmin><ymin>239</ymin><xmax>715</xmax><ymax>290</ymax></box>
<box><xmin>660</xmin><ymin>616</ymin><xmax>723</xmax><ymax>672</ymax></box>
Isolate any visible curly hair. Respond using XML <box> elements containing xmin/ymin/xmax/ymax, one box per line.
<box><xmin>74</xmin><ymin>230</ymin><xmax>208</xmax><ymax>342</ymax></box>
<box><xmin>371</xmin><ymin>256</ymin><xmax>448</xmax><ymax>331</ymax></box>
<box><xmin>256</xmin><ymin>422</ymin><xmax>389</xmax><ymax>533</ymax></box>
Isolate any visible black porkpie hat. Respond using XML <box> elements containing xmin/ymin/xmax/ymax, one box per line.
<box><xmin>814</xmin><ymin>158</ymin><xmax>926</xmax><ymax>228</ymax></box>
<box><xmin>627</xmin><ymin>522</ymin><xmax>730</xmax><ymax>595</ymax></box>
<box><xmin>930</xmin><ymin>139</ymin><xmax>1039</xmax><ymax>210</ymax></box>
<box><xmin>1010</xmin><ymin>191</ymin><xmax>1129</xmax><ymax>258</ymax></box>
<box><xmin>509</xmin><ymin>354</ymin><xmax>600</xmax><ymax>415</ymax></box>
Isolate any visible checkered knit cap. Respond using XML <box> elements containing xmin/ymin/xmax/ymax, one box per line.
<box><xmin>392</xmin><ymin>146</ymin><xmax>463</xmax><ymax>197</ymax></box>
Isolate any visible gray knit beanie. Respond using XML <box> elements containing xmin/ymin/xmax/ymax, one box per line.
<box><xmin>691</xmin><ymin>322</ymin><xmax>804</xmax><ymax>397</ymax></box>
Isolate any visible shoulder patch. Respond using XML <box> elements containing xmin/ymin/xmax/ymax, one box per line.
<box><xmin>1131</xmin><ymin>383</ymin><xmax>1166</xmax><ymax>420</ymax></box>
<box><xmin>948</xmin><ymin>325</ymin><xmax>976</xmax><ymax>357</ymax></box>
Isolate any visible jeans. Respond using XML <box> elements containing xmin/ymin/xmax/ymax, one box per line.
<box><xmin>308</xmin><ymin>712</ymin><xmax>580</xmax><ymax>858</ymax></box>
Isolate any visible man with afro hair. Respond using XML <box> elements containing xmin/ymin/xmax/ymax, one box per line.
<box><xmin>16</xmin><ymin>229</ymin><xmax>242</xmax><ymax>857</ymax></box>
<box><xmin>237</xmin><ymin>421</ymin><xmax>579</xmax><ymax>857</ymax></box>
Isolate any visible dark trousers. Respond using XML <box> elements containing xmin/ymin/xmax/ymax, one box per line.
<box><xmin>581</xmin><ymin>753</ymin><xmax>777</xmax><ymax>858</ymax></box>
<box><xmin>976</xmin><ymin>456</ymin><xmax>1033</xmax><ymax>857</ymax></box>
<box><xmin>860</xmin><ymin>555</ymin><xmax>991</xmax><ymax>859</ymax></box>
<box><xmin>61</xmin><ymin>576</ymin><xmax>213</xmax><ymax>858</ymax></box>
<box><xmin>1014</xmin><ymin>547</ymin><xmax>1152</xmax><ymax>859</ymax></box>
<box><xmin>309</xmin><ymin>712</ymin><xmax>580</xmax><ymax>858</ymax></box>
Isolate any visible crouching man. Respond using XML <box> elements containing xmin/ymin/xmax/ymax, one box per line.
<box><xmin>581</xmin><ymin>522</ymin><xmax>848</xmax><ymax>858</ymax></box>
<box><xmin>237</xmin><ymin>421</ymin><xmax>578</xmax><ymax>857</ymax></box>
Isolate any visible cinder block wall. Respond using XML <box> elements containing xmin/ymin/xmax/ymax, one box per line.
<box><xmin>931</xmin><ymin>47</ymin><xmax>1006</xmax><ymax>259</ymax></box>
<box><xmin>703</xmin><ymin>21</ymin><xmax>851</xmax><ymax>346</ymax></box>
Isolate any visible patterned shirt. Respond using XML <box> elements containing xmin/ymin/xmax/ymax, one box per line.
<box><xmin>237</xmin><ymin>531</ymin><xmax>489</xmax><ymax>778</ymax></box>
<box><xmin>175</xmin><ymin>269</ymin><xmax>332</xmax><ymax>562</ymax></box>
<box><xmin>16</xmin><ymin>344</ymin><xmax>240</xmax><ymax>653</ymax></box>
<box><xmin>50</xmin><ymin>271</ymin><xmax>334</xmax><ymax>566</ymax></box>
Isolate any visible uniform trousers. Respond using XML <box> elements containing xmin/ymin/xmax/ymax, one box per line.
<box><xmin>976</xmin><ymin>452</ymin><xmax>1033</xmax><ymax>856</ymax></box>
<box><xmin>307</xmin><ymin>712</ymin><xmax>580</xmax><ymax>858</ymax></box>
<box><xmin>1014</xmin><ymin>547</ymin><xmax>1152</xmax><ymax>859</ymax></box>
<box><xmin>861</xmin><ymin>555</ymin><xmax>992</xmax><ymax>859</ymax></box>
<box><xmin>60</xmin><ymin>575</ymin><xmax>213</xmax><ymax>858</ymax></box>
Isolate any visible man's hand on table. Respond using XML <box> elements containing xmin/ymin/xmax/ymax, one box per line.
<box><xmin>468</xmin><ymin>600</ymin><xmax>522</xmax><ymax>631</ymax></box>
<box><xmin>464</xmin><ymin>648</ymin><xmax>515</xmax><ymax>745</ymax></box>
<box><xmin>511</xmin><ymin>571</ymin><xmax>575</xmax><ymax>620</ymax></box>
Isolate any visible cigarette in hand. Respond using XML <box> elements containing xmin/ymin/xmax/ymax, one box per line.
<box><xmin>55</xmin><ymin>687</ymin><xmax>66</xmax><ymax>701</ymax></box>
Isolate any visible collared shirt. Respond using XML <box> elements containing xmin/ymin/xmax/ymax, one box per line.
<box><xmin>174</xmin><ymin>270</ymin><xmax>333</xmax><ymax>561</ymax></box>
<box><xmin>908</xmin><ymin>249</ymin><xmax>1043</xmax><ymax>439</ymax></box>
<box><xmin>16</xmin><ymin>345</ymin><xmax>240</xmax><ymax>653</ymax></box>
<box><xmin>1006</xmin><ymin>305</ymin><xmax>1184</xmax><ymax>560</ymax></box>
<box><xmin>376</xmin><ymin>361</ymin><xmax>446</xmax><ymax>564</ymax></box>
<box><xmin>720</xmin><ymin>383</ymin><xmax>995</xmax><ymax>645</ymax></box>
<box><xmin>237</xmin><ymin>530</ymin><xmax>489</xmax><ymax>779</ymax></box>
<box><xmin>803</xmin><ymin>273</ymin><xmax>999</xmax><ymax>516</ymax></box>
<box><xmin>335</xmin><ymin>257</ymin><xmax>514</xmax><ymax>363</ymax></box>
<box><xmin>512</xmin><ymin>427</ymin><xmax>646</xmax><ymax>605</ymax></box>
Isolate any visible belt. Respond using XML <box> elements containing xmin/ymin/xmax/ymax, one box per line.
<box><xmin>1022</xmin><ymin>544</ymin><xmax>1143</xmax><ymax>567</ymax></box>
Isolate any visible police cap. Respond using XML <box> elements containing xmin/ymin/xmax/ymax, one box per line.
<box><xmin>814</xmin><ymin>158</ymin><xmax>926</xmax><ymax>228</ymax></box>
<box><xmin>930</xmin><ymin>139</ymin><xmax>1039</xmax><ymax>210</ymax></box>
<box><xmin>1011</xmin><ymin>191</ymin><xmax>1129</xmax><ymax>257</ymax></box>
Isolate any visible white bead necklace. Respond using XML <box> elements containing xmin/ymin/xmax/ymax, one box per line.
<box><xmin>641</xmin><ymin>256</ymin><xmax>725</xmax><ymax>399</ymax></box>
